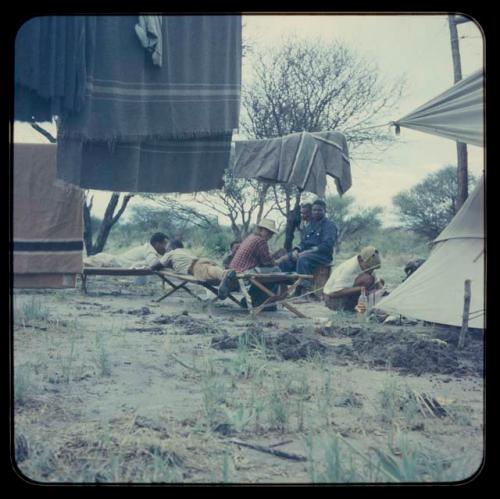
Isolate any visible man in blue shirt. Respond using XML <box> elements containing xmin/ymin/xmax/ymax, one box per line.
<box><xmin>277</xmin><ymin>199</ymin><xmax>337</xmax><ymax>294</ymax></box>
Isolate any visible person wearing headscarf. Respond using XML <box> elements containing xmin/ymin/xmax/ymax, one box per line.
<box><xmin>323</xmin><ymin>246</ymin><xmax>386</xmax><ymax>311</ymax></box>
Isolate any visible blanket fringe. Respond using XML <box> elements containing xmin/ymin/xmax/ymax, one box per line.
<box><xmin>57</xmin><ymin>129</ymin><xmax>236</xmax><ymax>144</ymax></box>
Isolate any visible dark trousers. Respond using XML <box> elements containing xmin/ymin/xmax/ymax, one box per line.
<box><xmin>279</xmin><ymin>253</ymin><xmax>331</xmax><ymax>289</ymax></box>
<box><xmin>247</xmin><ymin>266</ymin><xmax>280</xmax><ymax>310</ymax></box>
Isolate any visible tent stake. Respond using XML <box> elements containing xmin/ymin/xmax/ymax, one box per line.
<box><xmin>458</xmin><ymin>279</ymin><xmax>471</xmax><ymax>349</ymax></box>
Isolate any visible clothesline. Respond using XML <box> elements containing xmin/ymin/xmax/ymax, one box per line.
<box><xmin>342</xmin><ymin>122</ymin><xmax>393</xmax><ymax>133</ymax></box>
<box><xmin>234</xmin><ymin>122</ymin><xmax>396</xmax><ymax>143</ymax></box>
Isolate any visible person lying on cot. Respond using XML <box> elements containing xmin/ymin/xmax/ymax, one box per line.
<box><xmin>323</xmin><ymin>246</ymin><xmax>387</xmax><ymax>311</ymax></box>
<box><xmin>159</xmin><ymin>241</ymin><xmax>238</xmax><ymax>300</ymax></box>
<box><xmin>83</xmin><ymin>232</ymin><xmax>169</xmax><ymax>270</ymax></box>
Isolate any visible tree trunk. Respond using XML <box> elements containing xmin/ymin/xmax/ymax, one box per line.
<box><xmin>456</xmin><ymin>142</ymin><xmax>469</xmax><ymax>211</ymax></box>
<box><xmin>256</xmin><ymin>184</ymin><xmax>270</xmax><ymax>224</ymax></box>
<box><xmin>31</xmin><ymin>123</ymin><xmax>57</xmax><ymax>143</ymax></box>
<box><xmin>448</xmin><ymin>15</ymin><xmax>469</xmax><ymax>210</ymax></box>
<box><xmin>458</xmin><ymin>279</ymin><xmax>471</xmax><ymax>349</ymax></box>
<box><xmin>230</xmin><ymin>216</ymin><xmax>242</xmax><ymax>240</ymax></box>
<box><xmin>83</xmin><ymin>199</ymin><xmax>94</xmax><ymax>256</ymax></box>
<box><xmin>92</xmin><ymin>194</ymin><xmax>120</xmax><ymax>254</ymax></box>
<box><xmin>87</xmin><ymin>193</ymin><xmax>133</xmax><ymax>256</ymax></box>
<box><xmin>284</xmin><ymin>193</ymin><xmax>302</xmax><ymax>251</ymax></box>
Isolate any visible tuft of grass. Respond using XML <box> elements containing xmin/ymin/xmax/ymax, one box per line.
<box><xmin>221</xmin><ymin>447</ymin><xmax>233</xmax><ymax>483</ymax></box>
<box><xmin>224</xmin><ymin>403</ymin><xmax>253</xmax><ymax>434</ymax></box>
<box><xmin>377</xmin><ymin>378</ymin><xmax>420</xmax><ymax>426</ymax></box>
<box><xmin>248</xmin><ymin>386</ymin><xmax>266</xmax><ymax>434</ymax></box>
<box><xmin>14</xmin><ymin>364</ymin><xmax>34</xmax><ymax>406</ymax></box>
<box><xmin>267</xmin><ymin>383</ymin><xmax>290</xmax><ymax>433</ymax></box>
<box><xmin>61</xmin><ymin>327</ymin><xmax>78</xmax><ymax>383</ymax></box>
<box><xmin>94</xmin><ymin>333</ymin><xmax>112</xmax><ymax>376</ymax></box>
<box><xmin>306</xmin><ymin>433</ymin><xmax>362</xmax><ymax>483</ymax></box>
<box><xmin>201</xmin><ymin>376</ymin><xmax>229</xmax><ymax>431</ymax></box>
<box><xmin>14</xmin><ymin>296</ymin><xmax>51</xmax><ymax>324</ymax></box>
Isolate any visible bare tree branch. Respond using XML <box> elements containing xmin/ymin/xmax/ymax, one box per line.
<box><xmin>31</xmin><ymin>122</ymin><xmax>57</xmax><ymax>143</ymax></box>
<box><xmin>111</xmin><ymin>194</ymin><xmax>134</xmax><ymax>225</ymax></box>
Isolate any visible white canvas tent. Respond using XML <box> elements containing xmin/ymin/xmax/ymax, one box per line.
<box><xmin>377</xmin><ymin>69</ymin><xmax>485</xmax><ymax>328</ymax></box>
<box><xmin>376</xmin><ymin>177</ymin><xmax>485</xmax><ymax>328</ymax></box>
<box><xmin>393</xmin><ymin>69</ymin><xmax>484</xmax><ymax>147</ymax></box>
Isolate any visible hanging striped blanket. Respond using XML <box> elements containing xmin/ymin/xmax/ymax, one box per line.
<box><xmin>233</xmin><ymin>131</ymin><xmax>351</xmax><ymax>197</ymax></box>
<box><xmin>55</xmin><ymin>15</ymin><xmax>241</xmax><ymax>193</ymax></box>
<box><xmin>13</xmin><ymin>144</ymin><xmax>84</xmax><ymax>288</ymax></box>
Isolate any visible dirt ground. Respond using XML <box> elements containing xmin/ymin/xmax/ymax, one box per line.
<box><xmin>12</xmin><ymin>275</ymin><xmax>484</xmax><ymax>484</ymax></box>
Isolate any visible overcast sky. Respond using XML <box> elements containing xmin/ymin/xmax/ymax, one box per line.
<box><xmin>13</xmin><ymin>14</ymin><xmax>485</xmax><ymax>226</ymax></box>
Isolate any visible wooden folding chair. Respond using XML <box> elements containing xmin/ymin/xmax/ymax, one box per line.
<box><xmin>237</xmin><ymin>273</ymin><xmax>314</xmax><ymax>318</ymax></box>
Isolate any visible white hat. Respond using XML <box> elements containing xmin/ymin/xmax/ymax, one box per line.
<box><xmin>257</xmin><ymin>219</ymin><xmax>279</xmax><ymax>234</ymax></box>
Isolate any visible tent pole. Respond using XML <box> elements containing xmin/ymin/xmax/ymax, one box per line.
<box><xmin>458</xmin><ymin>279</ymin><xmax>471</xmax><ymax>349</ymax></box>
<box><xmin>448</xmin><ymin>15</ymin><xmax>469</xmax><ymax>210</ymax></box>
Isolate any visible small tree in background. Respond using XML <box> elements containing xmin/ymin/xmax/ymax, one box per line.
<box><xmin>83</xmin><ymin>192</ymin><xmax>134</xmax><ymax>256</ymax></box>
<box><xmin>326</xmin><ymin>195</ymin><xmax>384</xmax><ymax>252</ymax></box>
<box><xmin>241</xmin><ymin>37</ymin><xmax>405</xmax><ymax>247</ymax></box>
<box><xmin>140</xmin><ymin>146</ymin><xmax>279</xmax><ymax>241</ymax></box>
<box><xmin>191</xmin><ymin>167</ymin><xmax>277</xmax><ymax>240</ymax></box>
<box><xmin>392</xmin><ymin>166</ymin><xmax>477</xmax><ymax>240</ymax></box>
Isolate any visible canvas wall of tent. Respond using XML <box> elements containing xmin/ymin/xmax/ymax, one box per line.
<box><xmin>375</xmin><ymin>176</ymin><xmax>484</xmax><ymax>329</ymax></box>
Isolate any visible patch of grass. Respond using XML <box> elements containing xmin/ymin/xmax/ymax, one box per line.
<box><xmin>377</xmin><ymin>378</ymin><xmax>421</xmax><ymax>426</ymax></box>
<box><xmin>306</xmin><ymin>431</ymin><xmax>425</xmax><ymax>483</ymax></box>
<box><xmin>368</xmin><ymin>432</ymin><xmax>474</xmax><ymax>483</ymax></box>
<box><xmin>249</xmin><ymin>386</ymin><xmax>266</xmax><ymax>434</ymax></box>
<box><xmin>305</xmin><ymin>433</ymin><xmax>362</xmax><ymax>483</ymax></box>
<box><xmin>226</xmin><ymin>334</ymin><xmax>269</xmax><ymax>383</ymax></box>
<box><xmin>267</xmin><ymin>383</ymin><xmax>290</xmax><ymax>433</ymax></box>
<box><xmin>61</xmin><ymin>327</ymin><xmax>78</xmax><ymax>383</ymax></box>
<box><xmin>446</xmin><ymin>403</ymin><xmax>474</xmax><ymax>426</ymax></box>
<box><xmin>14</xmin><ymin>364</ymin><xmax>34</xmax><ymax>406</ymax></box>
<box><xmin>14</xmin><ymin>296</ymin><xmax>51</xmax><ymax>325</ymax></box>
<box><xmin>223</xmin><ymin>403</ymin><xmax>253</xmax><ymax>434</ymax></box>
<box><xmin>201</xmin><ymin>376</ymin><xmax>229</xmax><ymax>431</ymax></box>
<box><xmin>220</xmin><ymin>447</ymin><xmax>233</xmax><ymax>483</ymax></box>
<box><xmin>315</xmin><ymin>370</ymin><xmax>335</xmax><ymax>428</ymax></box>
<box><xmin>94</xmin><ymin>333</ymin><xmax>112</xmax><ymax>376</ymax></box>
<box><xmin>20</xmin><ymin>423</ymin><xmax>186</xmax><ymax>483</ymax></box>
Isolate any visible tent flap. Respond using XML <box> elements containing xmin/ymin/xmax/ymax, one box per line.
<box><xmin>394</xmin><ymin>69</ymin><xmax>484</xmax><ymax>147</ymax></box>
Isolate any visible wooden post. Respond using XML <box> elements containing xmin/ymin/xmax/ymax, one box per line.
<box><xmin>81</xmin><ymin>273</ymin><xmax>87</xmax><ymax>294</ymax></box>
<box><xmin>313</xmin><ymin>264</ymin><xmax>331</xmax><ymax>298</ymax></box>
<box><xmin>458</xmin><ymin>279</ymin><xmax>471</xmax><ymax>349</ymax></box>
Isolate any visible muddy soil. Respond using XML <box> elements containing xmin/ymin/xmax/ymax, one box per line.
<box><xmin>212</xmin><ymin>320</ymin><xmax>483</xmax><ymax>377</ymax></box>
<box><xmin>326</xmin><ymin>325</ymin><xmax>483</xmax><ymax>377</ymax></box>
<box><xmin>212</xmin><ymin>325</ymin><xmax>328</xmax><ymax>361</ymax></box>
<box><xmin>152</xmin><ymin>313</ymin><xmax>227</xmax><ymax>336</ymax></box>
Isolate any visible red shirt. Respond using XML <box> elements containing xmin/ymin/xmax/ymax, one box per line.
<box><xmin>229</xmin><ymin>233</ymin><xmax>274</xmax><ymax>272</ymax></box>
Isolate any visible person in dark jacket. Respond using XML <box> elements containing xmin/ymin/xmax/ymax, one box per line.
<box><xmin>284</xmin><ymin>202</ymin><xmax>312</xmax><ymax>251</ymax></box>
<box><xmin>278</xmin><ymin>199</ymin><xmax>337</xmax><ymax>293</ymax></box>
